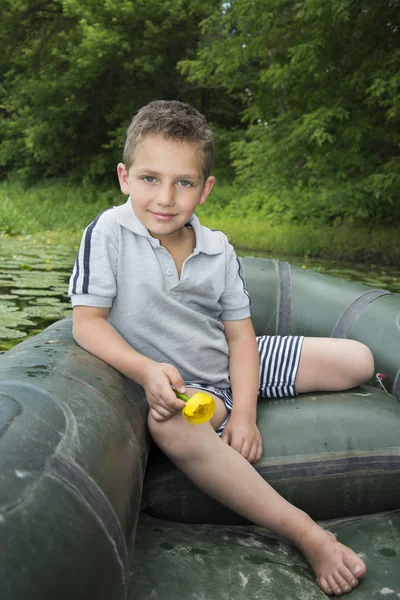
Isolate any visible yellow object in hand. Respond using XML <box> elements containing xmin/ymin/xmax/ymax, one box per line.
<box><xmin>173</xmin><ymin>389</ymin><xmax>216</xmax><ymax>425</ymax></box>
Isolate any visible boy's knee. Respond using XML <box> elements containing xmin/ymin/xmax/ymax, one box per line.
<box><xmin>351</xmin><ymin>341</ymin><xmax>374</xmax><ymax>385</ymax></box>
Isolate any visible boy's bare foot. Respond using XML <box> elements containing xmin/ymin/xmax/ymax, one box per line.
<box><xmin>298</xmin><ymin>525</ymin><xmax>366</xmax><ymax>595</ymax></box>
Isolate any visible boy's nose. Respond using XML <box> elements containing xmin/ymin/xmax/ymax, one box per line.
<box><xmin>157</xmin><ymin>185</ymin><xmax>175</xmax><ymax>207</ymax></box>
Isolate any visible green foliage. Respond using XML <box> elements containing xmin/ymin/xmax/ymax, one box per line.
<box><xmin>0</xmin><ymin>0</ymin><xmax>234</xmax><ymax>183</ymax></box>
<box><xmin>1</xmin><ymin>0</ymin><xmax>400</xmax><ymax>227</ymax></box>
<box><xmin>198</xmin><ymin>213</ymin><xmax>400</xmax><ymax>266</ymax></box>
<box><xmin>209</xmin><ymin>125</ymin><xmax>245</xmax><ymax>182</ymax></box>
<box><xmin>0</xmin><ymin>180</ymin><xmax>118</xmax><ymax>234</ymax></box>
<box><xmin>0</xmin><ymin>193</ymin><xmax>41</xmax><ymax>236</ymax></box>
<box><xmin>180</xmin><ymin>0</ymin><xmax>400</xmax><ymax>226</ymax></box>
<box><xmin>1</xmin><ymin>179</ymin><xmax>399</xmax><ymax>265</ymax></box>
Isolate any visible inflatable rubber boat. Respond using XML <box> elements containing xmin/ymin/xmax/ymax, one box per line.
<box><xmin>0</xmin><ymin>258</ymin><xmax>399</xmax><ymax>599</ymax></box>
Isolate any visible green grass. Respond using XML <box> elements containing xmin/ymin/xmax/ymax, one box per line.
<box><xmin>0</xmin><ymin>180</ymin><xmax>118</xmax><ymax>236</ymax></box>
<box><xmin>198</xmin><ymin>213</ymin><xmax>400</xmax><ymax>265</ymax></box>
<box><xmin>1</xmin><ymin>179</ymin><xmax>399</xmax><ymax>264</ymax></box>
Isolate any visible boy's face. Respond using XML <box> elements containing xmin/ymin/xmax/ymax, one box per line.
<box><xmin>117</xmin><ymin>134</ymin><xmax>215</xmax><ymax>243</ymax></box>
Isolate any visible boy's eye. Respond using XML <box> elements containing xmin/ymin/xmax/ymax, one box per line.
<box><xmin>143</xmin><ymin>176</ymin><xmax>157</xmax><ymax>183</ymax></box>
<box><xmin>178</xmin><ymin>180</ymin><xmax>193</xmax><ymax>187</ymax></box>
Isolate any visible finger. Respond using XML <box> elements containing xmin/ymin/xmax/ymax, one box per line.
<box><xmin>150</xmin><ymin>408</ymin><xmax>169</xmax><ymax>422</ymax></box>
<box><xmin>154</xmin><ymin>406</ymin><xmax>174</xmax><ymax>420</ymax></box>
<box><xmin>252</xmin><ymin>437</ymin><xmax>263</xmax><ymax>461</ymax></box>
<box><xmin>230</xmin><ymin>437</ymin><xmax>244</xmax><ymax>456</ymax></box>
<box><xmin>255</xmin><ymin>441</ymin><xmax>263</xmax><ymax>462</ymax></box>
<box><xmin>221</xmin><ymin>428</ymin><xmax>231</xmax><ymax>445</ymax></box>
<box><xmin>164</xmin><ymin>364</ymin><xmax>186</xmax><ymax>394</ymax></box>
<box><xmin>149</xmin><ymin>399</ymin><xmax>175</xmax><ymax>419</ymax></box>
<box><xmin>247</xmin><ymin>444</ymin><xmax>258</xmax><ymax>464</ymax></box>
<box><xmin>163</xmin><ymin>391</ymin><xmax>186</xmax><ymax>411</ymax></box>
<box><xmin>240</xmin><ymin>440</ymin><xmax>251</xmax><ymax>460</ymax></box>
<box><xmin>250</xmin><ymin>444</ymin><xmax>262</xmax><ymax>464</ymax></box>
<box><xmin>248</xmin><ymin>437</ymin><xmax>262</xmax><ymax>463</ymax></box>
<box><xmin>151</xmin><ymin>385</ymin><xmax>184</xmax><ymax>412</ymax></box>
<box><xmin>160</xmin><ymin>381</ymin><xmax>186</xmax><ymax>411</ymax></box>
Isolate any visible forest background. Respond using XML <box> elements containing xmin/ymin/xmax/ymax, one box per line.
<box><xmin>1</xmin><ymin>0</ymin><xmax>399</xmax><ymax>263</ymax></box>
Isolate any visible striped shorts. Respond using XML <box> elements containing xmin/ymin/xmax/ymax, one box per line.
<box><xmin>188</xmin><ymin>335</ymin><xmax>304</xmax><ymax>435</ymax></box>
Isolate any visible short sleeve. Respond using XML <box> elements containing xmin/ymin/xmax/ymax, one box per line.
<box><xmin>220</xmin><ymin>242</ymin><xmax>251</xmax><ymax>321</ymax></box>
<box><xmin>68</xmin><ymin>227</ymin><xmax>118</xmax><ymax>308</ymax></box>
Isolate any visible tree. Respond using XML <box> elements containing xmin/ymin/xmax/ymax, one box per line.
<box><xmin>180</xmin><ymin>0</ymin><xmax>400</xmax><ymax>225</ymax></box>
<box><xmin>0</xmin><ymin>0</ymin><xmax>232</xmax><ymax>183</ymax></box>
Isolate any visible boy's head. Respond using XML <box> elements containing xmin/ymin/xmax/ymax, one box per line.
<box><xmin>123</xmin><ymin>100</ymin><xmax>214</xmax><ymax>180</ymax></box>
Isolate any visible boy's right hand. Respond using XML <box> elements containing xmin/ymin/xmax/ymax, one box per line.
<box><xmin>143</xmin><ymin>362</ymin><xmax>187</xmax><ymax>422</ymax></box>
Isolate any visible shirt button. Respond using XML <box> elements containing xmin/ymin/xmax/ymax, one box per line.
<box><xmin>166</xmin><ymin>268</ymin><xmax>173</xmax><ymax>276</ymax></box>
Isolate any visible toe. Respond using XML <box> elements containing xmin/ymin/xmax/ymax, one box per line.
<box><xmin>333</xmin><ymin>572</ymin><xmax>352</xmax><ymax>594</ymax></box>
<box><xmin>319</xmin><ymin>577</ymin><xmax>333</xmax><ymax>595</ymax></box>
<box><xmin>338</xmin><ymin>565</ymin><xmax>359</xmax><ymax>589</ymax></box>
<box><xmin>343</xmin><ymin>552</ymin><xmax>366</xmax><ymax>579</ymax></box>
<box><xmin>327</xmin><ymin>575</ymin><xmax>343</xmax><ymax>596</ymax></box>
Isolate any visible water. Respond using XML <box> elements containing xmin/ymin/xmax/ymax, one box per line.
<box><xmin>0</xmin><ymin>235</ymin><xmax>76</xmax><ymax>351</ymax></box>
<box><xmin>0</xmin><ymin>234</ymin><xmax>399</xmax><ymax>352</ymax></box>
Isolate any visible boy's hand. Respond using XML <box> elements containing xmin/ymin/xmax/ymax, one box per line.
<box><xmin>143</xmin><ymin>361</ymin><xmax>187</xmax><ymax>422</ymax></box>
<box><xmin>221</xmin><ymin>414</ymin><xmax>262</xmax><ymax>464</ymax></box>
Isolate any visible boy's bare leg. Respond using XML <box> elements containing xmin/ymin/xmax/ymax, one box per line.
<box><xmin>149</xmin><ymin>398</ymin><xmax>367</xmax><ymax>596</ymax></box>
<box><xmin>295</xmin><ymin>338</ymin><xmax>374</xmax><ymax>393</ymax></box>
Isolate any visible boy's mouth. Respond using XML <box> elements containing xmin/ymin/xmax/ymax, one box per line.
<box><xmin>150</xmin><ymin>211</ymin><xmax>176</xmax><ymax>221</ymax></box>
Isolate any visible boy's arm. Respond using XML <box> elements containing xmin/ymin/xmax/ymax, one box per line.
<box><xmin>222</xmin><ymin>317</ymin><xmax>262</xmax><ymax>463</ymax></box>
<box><xmin>72</xmin><ymin>306</ymin><xmax>186</xmax><ymax>421</ymax></box>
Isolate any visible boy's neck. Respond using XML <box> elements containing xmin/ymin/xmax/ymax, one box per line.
<box><xmin>150</xmin><ymin>223</ymin><xmax>193</xmax><ymax>250</ymax></box>
<box><xmin>154</xmin><ymin>226</ymin><xmax>196</xmax><ymax>277</ymax></box>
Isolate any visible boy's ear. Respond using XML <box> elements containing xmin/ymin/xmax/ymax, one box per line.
<box><xmin>117</xmin><ymin>163</ymin><xmax>130</xmax><ymax>195</ymax></box>
<box><xmin>198</xmin><ymin>176</ymin><xmax>216</xmax><ymax>206</ymax></box>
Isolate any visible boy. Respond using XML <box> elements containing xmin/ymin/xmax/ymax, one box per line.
<box><xmin>69</xmin><ymin>100</ymin><xmax>374</xmax><ymax>596</ymax></box>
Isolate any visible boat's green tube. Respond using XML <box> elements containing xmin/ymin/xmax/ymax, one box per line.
<box><xmin>243</xmin><ymin>258</ymin><xmax>400</xmax><ymax>399</ymax></box>
<box><xmin>0</xmin><ymin>258</ymin><xmax>400</xmax><ymax>599</ymax></box>
<box><xmin>0</xmin><ymin>319</ymin><xmax>150</xmax><ymax>600</ymax></box>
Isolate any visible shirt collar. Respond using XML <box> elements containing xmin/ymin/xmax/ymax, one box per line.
<box><xmin>187</xmin><ymin>214</ymin><xmax>223</xmax><ymax>255</ymax></box>
<box><xmin>113</xmin><ymin>198</ymin><xmax>152</xmax><ymax>238</ymax></box>
<box><xmin>113</xmin><ymin>198</ymin><xmax>223</xmax><ymax>255</ymax></box>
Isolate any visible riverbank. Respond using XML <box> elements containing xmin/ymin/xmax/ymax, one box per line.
<box><xmin>1</xmin><ymin>180</ymin><xmax>399</xmax><ymax>265</ymax></box>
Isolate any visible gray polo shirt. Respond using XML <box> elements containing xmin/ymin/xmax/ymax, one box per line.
<box><xmin>69</xmin><ymin>198</ymin><xmax>250</xmax><ymax>387</ymax></box>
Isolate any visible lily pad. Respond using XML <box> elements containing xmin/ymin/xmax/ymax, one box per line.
<box><xmin>0</xmin><ymin>306</ymin><xmax>19</xmax><ymax>314</ymax></box>
<box><xmin>11</xmin><ymin>281</ymin><xmax>56</xmax><ymax>290</ymax></box>
<box><xmin>0</xmin><ymin>294</ymin><xmax>18</xmax><ymax>301</ymax></box>
<box><xmin>0</xmin><ymin>300</ymin><xmax>16</xmax><ymax>308</ymax></box>
<box><xmin>0</xmin><ymin>327</ymin><xmax>27</xmax><ymax>340</ymax></box>
<box><xmin>23</xmin><ymin>306</ymin><xmax>72</xmax><ymax>320</ymax></box>
<box><xmin>0</xmin><ymin>312</ymin><xmax>35</xmax><ymax>327</ymax></box>
<box><xmin>30</xmin><ymin>298</ymin><xmax>64</xmax><ymax>306</ymax></box>
<box><xmin>11</xmin><ymin>289</ymin><xmax>62</xmax><ymax>297</ymax></box>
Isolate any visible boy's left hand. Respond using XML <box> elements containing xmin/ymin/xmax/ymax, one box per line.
<box><xmin>221</xmin><ymin>414</ymin><xmax>262</xmax><ymax>464</ymax></box>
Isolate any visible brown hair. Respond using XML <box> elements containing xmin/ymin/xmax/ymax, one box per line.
<box><xmin>123</xmin><ymin>100</ymin><xmax>214</xmax><ymax>179</ymax></box>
